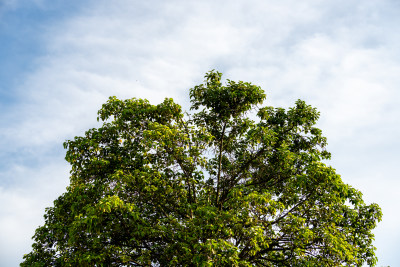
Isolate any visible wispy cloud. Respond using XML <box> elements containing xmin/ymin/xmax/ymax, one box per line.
<box><xmin>1</xmin><ymin>0</ymin><xmax>399</xmax><ymax>265</ymax></box>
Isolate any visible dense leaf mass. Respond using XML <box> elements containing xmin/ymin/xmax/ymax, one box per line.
<box><xmin>22</xmin><ymin>71</ymin><xmax>381</xmax><ymax>266</ymax></box>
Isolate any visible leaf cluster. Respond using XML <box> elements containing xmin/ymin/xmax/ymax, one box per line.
<box><xmin>22</xmin><ymin>71</ymin><xmax>381</xmax><ymax>266</ymax></box>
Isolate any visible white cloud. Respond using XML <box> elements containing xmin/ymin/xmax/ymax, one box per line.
<box><xmin>0</xmin><ymin>162</ymin><xmax>69</xmax><ymax>266</ymax></box>
<box><xmin>1</xmin><ymin>0</ymin><xmax>399</xmax><ymax>265</ymax></box>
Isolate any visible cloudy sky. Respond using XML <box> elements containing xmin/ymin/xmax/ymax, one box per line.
<box><xmin>0</xmin><ymin>0</ymin><xmax>399</xmax><ymax>265</ymax></box>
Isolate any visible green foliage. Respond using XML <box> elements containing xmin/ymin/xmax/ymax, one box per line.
<box><xmin>22</xmin><ymin>70</ymin><xmax>382</xmax><ymax>266</ymax></box>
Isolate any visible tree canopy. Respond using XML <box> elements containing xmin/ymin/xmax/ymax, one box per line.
<box><xmin>22</xmin><ymin>70</ymin><xmax>382</xmax><ymax>266</ymax></box>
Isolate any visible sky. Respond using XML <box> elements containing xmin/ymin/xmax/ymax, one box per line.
<box><xmin>0</xmin><ymin>0</ymin><xmax>399</xmax><ymax>266</ymax></box>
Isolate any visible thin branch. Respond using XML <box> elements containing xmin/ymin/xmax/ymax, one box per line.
<box><xmin>216</xmin><ymin>121</ymin><xmax>227</xmax><ymax>207</ymax></box>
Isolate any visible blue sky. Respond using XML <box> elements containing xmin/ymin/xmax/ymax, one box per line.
<box><xmin>1</xmin><ymin>0</ymin><xmax>399</xmax><ymax>266</ymax></box>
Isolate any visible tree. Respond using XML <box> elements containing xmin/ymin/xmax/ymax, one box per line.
<box><xmin>22</xmin><ymin>70</ymin><xmax>382</xmax><ymax>266</ymax></box>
